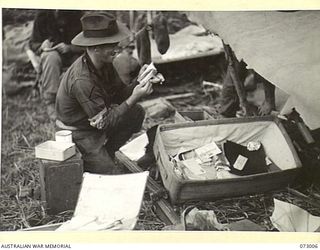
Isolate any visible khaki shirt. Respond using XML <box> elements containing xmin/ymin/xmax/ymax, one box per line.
<box><xmin>56</xmin><ymin>53</ymin><xmax>136</xmax><ymax>131</ymax></box>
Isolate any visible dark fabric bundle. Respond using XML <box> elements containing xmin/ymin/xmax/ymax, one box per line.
<box><xmin>135</xmin><ymin>14</ymin><xmax>151</xmax><ymax>65</ymax></box>
<box><xmin>223</xmin><ymin>140</ymin><xmax>268</xmax><ymax>176</ymax></box>
<box><xmin>152</xmin><ymin>12</ymin><xmax>170</xmax><ymax>55</ymax></box>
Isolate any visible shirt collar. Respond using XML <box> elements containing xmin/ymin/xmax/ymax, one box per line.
<box><xmin>83</xmin><ymin>52</ymin><xmax>99</xmax><ymax>75</ymax></box>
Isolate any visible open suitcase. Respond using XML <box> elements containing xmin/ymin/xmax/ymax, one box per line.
<box><xmin>153</xmin><ymin>116</ymin><xmax>302</xmax><ymax>204</ymax></box>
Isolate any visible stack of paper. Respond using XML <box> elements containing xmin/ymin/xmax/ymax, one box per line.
<box><xmin>56</xmin><ymin>172</ymin><xmax>148</xmax><ymax>231</ymax></box>
<box><xmin>271</xmin><ymin>198</ymin><xmax>320</xmax><ymax>232</ymax></box>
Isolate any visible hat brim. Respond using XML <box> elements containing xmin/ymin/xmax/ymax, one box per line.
<box><xmin>71</xmin><ymin>21</ymin><xmax>131</xmax><ymax>47</ymax></box>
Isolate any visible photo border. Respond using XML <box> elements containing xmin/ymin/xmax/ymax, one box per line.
<box><xmin>1</xmin><ymin>0</ymin><xmax>320</xmax><ymax>245</ymax></box>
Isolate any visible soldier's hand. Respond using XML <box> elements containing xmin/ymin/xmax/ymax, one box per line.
<box><xmin>135</xmin><ymin>81</ymin><xmax>153</xmax><ymax>96</ymax></box>
<box><xmin>126</xmin><ymin>81</ymin><xmax>153</xmax><ymax>107</ymax></box>
<box><xmin>40</xmin><ymin>39</ymin><xmax>53</xmax><ymax>51</ymax></box>
<box><xmin>137</xmin><ymin>64</ymin><xmax>149</xmax><ymax>79</ymax></box>
<box><xmin>258</xmin><ymin>100</ymin><xmax>275</xmax><ymax>116</ymax></box>
<box><xmin>54</xmin><ymin>43</ymin><xmax>71</xmax><ymax>54</ymax></box>
<box><xmin>241</xmin><ymin>102</ymin><xmax>258</xmax><ymax>117</ymax></box>
<box><xmin>142</xmin><ymin>72</ymin><xmax>165</xmax><ymax>85</ymax></box>
<box><xmin>130</xmin><ymin>81</ymin><xmax>153</xmax><ymax>103</ymax></box>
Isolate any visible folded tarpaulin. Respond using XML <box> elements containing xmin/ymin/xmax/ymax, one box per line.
<box><xmin>56</xmin><ymin>171</ymin><xmax>149</xmax><ymax>231</ymax></box>
<box><xmin>270</xmin><ymin>198</ymin><xmax>320</xmax><ymax>232</ymax></box>
<box><xmin>186</xmin><ymin>11</ymin><xmax>320</xmax><ymax>129</ymax></box>
<box><xmin>3</xmin><ymin>21</ymin><xmax>34</xmax><ymax>65</ymax></box>
<box><xmin>133</xmin><ymin>24</ymin><xmax>224</xmax><ymax>64</ymax></box>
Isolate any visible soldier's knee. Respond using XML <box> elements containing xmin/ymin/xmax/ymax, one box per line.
<box><xmin>128</xmin><ymin>104</ymin><xmax>145</xmax><ymax>132</ymax></box>
<box><xmin>133</xmin><ymin>104</ymin><xmax>145</xmax><ymax>123</ymax></box>
<box><xmin>136</xmin><ymin>104</ymin><xmax>145</xmax><ymax>116</ymax></box>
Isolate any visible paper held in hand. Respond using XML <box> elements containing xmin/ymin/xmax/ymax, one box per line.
<box><xmin>137</xmin><ymin>62</ymin><xmax>165</xmax><ymax>85</ymax></box>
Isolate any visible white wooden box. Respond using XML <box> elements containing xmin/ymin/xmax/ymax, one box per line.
<box><xmin>35</xmin><ymin>140</ymin><xmax>76</xmax><ymax>161</ymax></box>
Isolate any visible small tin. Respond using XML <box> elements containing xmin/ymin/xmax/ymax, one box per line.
<box><xmin>55</xmin><ymin>130</ymin><xmax>72</xmax><ymax>143</ymax></box>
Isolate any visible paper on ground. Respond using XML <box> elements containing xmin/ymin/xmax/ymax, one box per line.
<box><xmin>270</xmin><ymin>198</ymin><xmax>320</xmax><ymax>232</ymax></box>
<box><xmin>119</xmin><ymin>133</ymin><xmax>148</xmax><ymax>161</ymax></box>
<box><xmin>56</xmin><ymin>171</ymin><xmax>149</xmax><ymax>231</ymax></box>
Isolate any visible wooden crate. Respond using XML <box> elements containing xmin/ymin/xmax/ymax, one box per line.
<box><xmin>154</xmin><ymin>116</ymin><xmax>302</xmax><ymax>204</ymax></box>
<box><xmin>35</xmin><ymin>141</ymin><xmax>76</xmax><ymax>161</ymax></box>
<box><xmin>39</xmin><ymin>152</ymin><xmax>83</xmax><ymax>215</ymax></box>
<box><xmin>174</xmin><ymin>110</ymin><xmax>213</xmax><ymax>123</ymax></box>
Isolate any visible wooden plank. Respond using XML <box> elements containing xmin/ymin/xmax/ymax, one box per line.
<box><xmin>115</xmin><ymin>151</ymin><xmax>180</xmax><ymax>225</ymax></box>
<box><xmin>164</xmin><ymin>93</ymin><xmax>196</xmax><ymax>101</ymax></box>
<box><xmin>153</xmin><ymin>200</ymin><xmax>180</xmax><ymax>226</ymax></box>
<box><xmin>287</xmin><ymin>188</ymin><xmax>320</xmax><ymax>208</ymax></box>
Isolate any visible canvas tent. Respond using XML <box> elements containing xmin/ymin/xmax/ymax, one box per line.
<box><xmin>186</xmin><ymin>11</ymin><xmax>320</xmax><ymax>130</ymax></box>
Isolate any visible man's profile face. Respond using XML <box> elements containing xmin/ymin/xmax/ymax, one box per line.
<box><xmin>97</xmin><ymin>43</ymin><xmax>121</xmax><ymax>64</ymax></box>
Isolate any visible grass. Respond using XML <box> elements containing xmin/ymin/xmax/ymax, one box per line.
<box><xmin>2</xmin><ymin>7</ymin><xmax>319</xmax><ymax>233</ymax></box>
<box><xmin>1</xmin><ymin>63</ymin><xmax>319</xmax><ymax>232</ymax></box>
<box><xmin>0</xmin><ymin>75</ymin><xmax>171</xmax><ymax>231</ymax></box>
<box><xmin>0</xmin><ymin>89</ymin><xmax>74</xmax><ymax>231</ymax></box>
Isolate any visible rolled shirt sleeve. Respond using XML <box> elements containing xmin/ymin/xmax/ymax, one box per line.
<box><xmin>72</xmin><ymin>79</ymin><xmax>130</xmax><ymax>132</ymax></box>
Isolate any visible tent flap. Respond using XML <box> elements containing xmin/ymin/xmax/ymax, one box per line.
<box><xmin>186</xmin><ymin>11</ymin><xmax>320</xmax><ymax>129</ymax></box>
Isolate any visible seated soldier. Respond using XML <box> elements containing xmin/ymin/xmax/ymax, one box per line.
<box><xmin>220</xmin><ymin>43</ymin><xmax>275</xmax><ymax>117</ymax></box>
<box><xmin>55</xmin><ymin>12</ymin><xmax>160</xmax><ymax>174</ymax></box>
<box><xmin>29</xmin><ymin>9</ymin><xmax>84</xmax><ymax>120</ymax></box>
